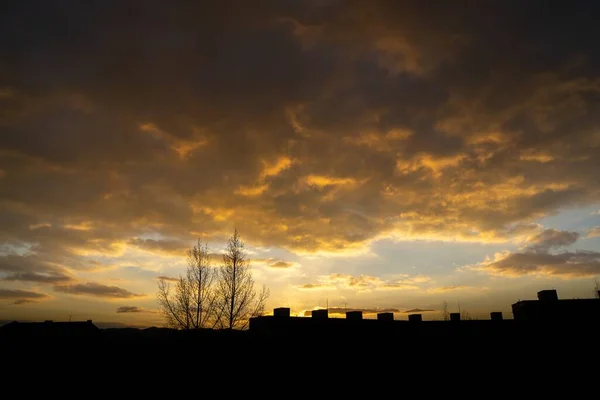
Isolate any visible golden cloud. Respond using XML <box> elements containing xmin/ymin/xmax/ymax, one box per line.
<box><xmin>587</xmin><ymin>227</ymin><xmax>600</xmax><ymax>238</ymax></box>
<box><xmin>297</xmin><ymin>273</ymin><xmax>432</xmax><ymax>292</ymax></box>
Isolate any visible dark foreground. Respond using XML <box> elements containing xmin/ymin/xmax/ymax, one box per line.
<box><xmin>1</xmin><ymin>319</ymin><xmax>595</xmax><ymax>392</ymax></box>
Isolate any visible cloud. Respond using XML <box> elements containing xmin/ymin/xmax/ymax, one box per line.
<box><xmin>523</xmin><ymin>229</ymin><xmax>580</xmax><ymax>252</ymax></box>
<box><xmin>54</xmin><ymin>283</ymin><xmax>142</xmax><ymax>298</ymax></box>
<box><xmin>251</xmin><ymin>257</ymin><xmax>297</xmax><ymax>269</ymax></box>
<box><xmin>0</xmin><ymin>288</ymin><xmax>48</xmax><ymax>304</ymax></box>
<box><xmin>128</xmin><ymin>238</ymin><xmax>189</xmax><ymax>256</ymax></box>
<box><xmin>426</xmin><ymin>285</ymin><xmax>485</xmax><ymax>294</ymax></box>
<box><xmin>403</xmin><ymin>308</ymin><xmax>435</xmax><ymax>313</ymax></box>
<box><xmin>116</xmin><ymin>306</ymin><xmax>143</xmax><ymax>313</ymax></box>
<box><xmin>156</xmin><ymin>275</ymin><xmax>179</xmax><ymax>282</ymax></box>
<box><xmin>298</xmin><ymin>283</ymin><xmax>331</xmax><ymax>290</ymax></box>
<box><xmin>472</xmin><ymin>250</ymin><xmax>600</xmax><ymax>278</ymax></box>
<box><xmin>0</xmin><ymin>1</ymin><xmax>598</xmax><ymax>262</ymax></box>
<box><xmin>269</xmin><ymin>260</ymin><xmax>293</xmax><ymax>268</ymax></box>
<box><xmin>13</xmin><ymin>299</ymin><xmax>36</xmax><ymax>305</ymax></box>
<box><xmin>587</xmin><ymin>227</ymin><xmax>600</xmax><ymax>238</ymax></box>
<box><xmin>471</xmin><ymin>228</ymin><xmax>600</xmax><ymax>278</ymax></box>
<box><xmin>2</xmin><ymin>272</ymin><xmax>73</xmax><ymax>284</ymax></box>
<box><xmin>0</xmin><ymin>254</ymin><xmax>74</xmax><ymax>284</ymax></box>
<box><xmin>297</xmin><ymin>273</ymin><xmax>431</xmax><ymax>292</ymax></box>
<box><xmin>116</xmin><ymin>306</ymin><xmax>155</xmax><ymax>314</ymax></box>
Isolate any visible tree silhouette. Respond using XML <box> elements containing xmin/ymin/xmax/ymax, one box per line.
<box><xmin>441</xmin><ymin>301</ymin><xmax>449</xmax><ymax>321</ymax></box>
<box><xmin>216</xmin><ymin>229</ymin><xmax>270</xmax><ymax>329</ymax></box>
<box><xmin>157</xmin><ymin>240</ymin><xmax>218</xmax><ymax>329</ymax></box>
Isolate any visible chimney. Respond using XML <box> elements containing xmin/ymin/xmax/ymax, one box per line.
<box><xmin>377</xmin><ymin>312</ymin><xmax>394</xmax><ymax>321</ymax></box>
<box><xmin>346</xmin><ymin>311</ymin><xmax>363</xmax><ymax>321</ymax></box>
<box><xmin>537</xmin><ymin>289</ymin><xmax>558</xmax><ymax>301</ymax></box>
<box><xmin>597</xmin><ymin>290</ymin><xmax>600</xmax><ymax>299</ymax></box>
<box><xmin>311</xmin><ymin>309</ymin><xmax>328</xmax><ymax>319</ymax></box>
<box><xmin>273</xmin><ymin>307</ymin><xmax>290</xmax><ymax>318</ymax></box>
<box><xmin>86</xmin><ymin>320</ymin><xmax>92</xmax><ymax>324</ymax></box>
<box><xmin>408</xmin><ymin>314</ymin><xmax>422</xmax><ymax>322</ymax></box>
<box><xmin>490</xmin><ymin>312</ymin><xmax>503</xmax><ymax>321</ymax></box>
<box><xmin>450</xmin><ymin>313</ymin><xmax>461</xmax><ymax>322</ymax></box>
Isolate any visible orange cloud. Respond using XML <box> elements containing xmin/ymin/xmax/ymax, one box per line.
<box><xmin>260</xmin><ymin>156</ymin><xmax>293</xmax><ymax>180</ymax></box>
<box><xmin>587</xmin><ymin>227</ymin><xmax>600</xmax><ymax>238</ymax></box>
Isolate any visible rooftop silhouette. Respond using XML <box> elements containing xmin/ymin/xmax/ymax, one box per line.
<box><xmin>2</xmin><ymin>289</ymin><xmax>598</xmax><ymax>347</ymax></box>
<box><xmin>249</xmin><ymin>289</ymin><xmax>600</xmax><ymax>342</ymax></box>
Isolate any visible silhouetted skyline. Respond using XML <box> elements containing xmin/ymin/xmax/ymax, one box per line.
<box><xmin>1</xmin><ymin>1</ymin><xmax>600</xmax><ymax>326</ymax></box>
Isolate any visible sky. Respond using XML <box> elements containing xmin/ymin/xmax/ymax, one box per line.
<box><xmin>1</xmin><ymin>0</ymin><xmax>600</xmax><ymax>327</ymax></box>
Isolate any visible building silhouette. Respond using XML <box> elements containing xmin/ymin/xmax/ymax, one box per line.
<box><xmin>512</xmin><ymin>289</ymin><xmax>600</xmax><ymax>321</ymax></box>
<box><xmin>1</xmin><ymin>289</ymin><xmax>598</xmax><ymax>345</ymax></box>
<box><xmin>0</xmin><ymin>320</ymin><xmax>101</xmax><ymax>340</ymax></box>
<box><xmin>249</xmin><ymin>289</ymin><xmax>600</xmax><ymax>340</ymax></box>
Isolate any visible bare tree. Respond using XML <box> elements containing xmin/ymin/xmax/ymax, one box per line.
<box><xmin>157</xmin><ymin>240</ymin><xmax>217</xmax><ymax>329</ymax></box>
<box><xmin>595</xmin><ymin>279</ymin><xmax>600</xmax><ymax>299</ymax></box>
<box><xmin>441</xmin><ymin>301</ymin><xmax>449</xmax><ymax>321</ymax></box>
<box><xmin>462</xmin><ymin>309</ymin><xmax>474</xmax><ymax>320</ymax></box>
<box><xmin>215</xmin><ymin>229</ymin><xmax>270</xmax><ymax>330</ymax></box>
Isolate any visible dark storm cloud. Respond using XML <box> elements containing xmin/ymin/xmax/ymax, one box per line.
<box><xmin>54</xmin><ymin>282</ymin><xmax>141</xmax><ymax>298</ymax></box>
<box><xmin>1</xmin><ymin>0</ymin><xmax>600</xmax><ymax>274</ymax></box>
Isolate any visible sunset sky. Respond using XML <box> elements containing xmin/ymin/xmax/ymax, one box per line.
<box><xmin>2</xmin><ymin>1</ymin><xmax>600</xmax><ymax>327</ymax></box>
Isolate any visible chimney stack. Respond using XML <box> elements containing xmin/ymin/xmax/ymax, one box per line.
<box><xmin>311</xmin><ymin>309</ymin><xmax>328</xmax><ymax>319</ymax></box>
<box><xmin>537</xmin><ymin>289</ymin><xmax>558</xmax><ymax>301</ymax></box>
<box><xmin>490</xmin><ymin>312</ymin><xmax>503</xmax><ymax>321</ymax></box>
<box><xmin>346</xmin><ymin>311</ymin><xmax>363</xmax><ymax>321</ymax></box>
<box><xmin>408</xmin><ymin>314</ymin><xmax>422</xmax><ymax>322</ymax></box>
<box><xmin>273</xmin><ymin>307</ymin><xmax>291</xmax><ymax>318</ymax></box>
<box><xmin>377</xmin><ymin>312</ymin><xmax>394</xmax><ymax>321</ymax></box>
